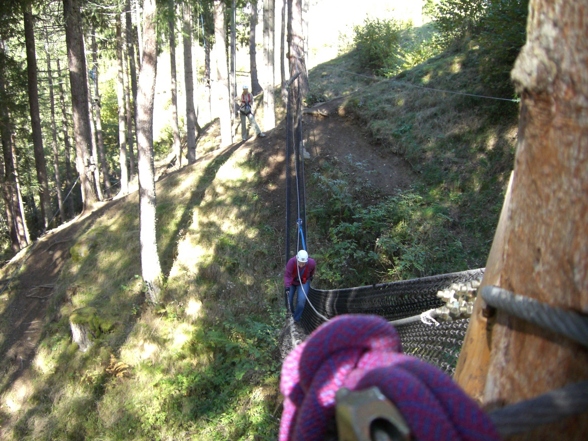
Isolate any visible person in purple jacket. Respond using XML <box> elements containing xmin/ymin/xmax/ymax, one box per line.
<box><xmin>284</xmin><ymin>250</ymin><xmax>316</xmax><ymax>322</ymax></box>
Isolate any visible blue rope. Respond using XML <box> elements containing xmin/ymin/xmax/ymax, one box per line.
<box><xmin>297</xmin><ymin>219</ymin><xmax>307</xmax><ymax>252</ymax></box>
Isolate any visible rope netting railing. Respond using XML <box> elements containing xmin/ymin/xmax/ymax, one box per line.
<box><xmin>299</xmin><ymin>269</ymin><xmax>484</xmax><ymax>375</ymax></box>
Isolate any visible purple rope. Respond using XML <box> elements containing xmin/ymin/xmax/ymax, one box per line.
<box><xmin>280</xmin><ymin>314</ymin><xmax>501</xmax><ymax>441</ymax></box>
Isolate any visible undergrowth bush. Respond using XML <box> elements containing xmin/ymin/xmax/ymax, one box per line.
<box><xmin>353</xmin><ymin>18</ymin><xmax>404</xmax><ymax>74</ymax></box>
<box><xmin>308</xmin><ymin>170</ymin><xmax>469</xmax><ymax>288</ymax></box>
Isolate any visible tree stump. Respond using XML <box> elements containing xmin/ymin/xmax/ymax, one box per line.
<box><xmin>69</xmin><ymin>307</ymin><xmax>98</xmax><ymax>352</ymax></box>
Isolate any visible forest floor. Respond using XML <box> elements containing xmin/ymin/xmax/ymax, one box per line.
<box><xmin>0</xmin><ymin>96</ymin><xmax>415</xmax><ymax>413</ymax></box>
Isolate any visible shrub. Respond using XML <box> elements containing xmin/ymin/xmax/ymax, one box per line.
<box><xmin>478</xmin><ymin>0</ymin><xmax>529</xmax><ymax>95</ymax></box>
<box><xmin>353</xmin><ymin>18</ymin><xmax>403</xmax><ymax>74</ymax></box>
<box><xmin>433</xmin><ymin>0</ymin><xmax>487</xmax><ymax>45</ymax></box>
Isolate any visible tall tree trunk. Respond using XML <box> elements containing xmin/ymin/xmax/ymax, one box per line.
<box><xmin>204</xmin><ymin>25</ymin><xmax>212</xmax><ymax>122</ymax></box>
<box><xmin>263</xmin><ymin>0</ymin><xmax>276</xmax><ymax>131</ymax></box>
<box><xmin>213</xmin><ymin>0</ymin><xmax>232</xmax><ymax>147</ymax></box>
<box><xmin>456</xmin><ymin>1</ymin><xmax>588</xmax><ymax>439</ymax></box>
<box><xmin>183</xmin><ymin>2</ymin><xmax>197</xmax><ymax>164</ymax></box>
<box><xmin>56</xmin><ymin>58</ymin><xmax>75</xmax><ymax>218</ymax></box>
<box><xmin>116</xmin><ymin>15</ymin><xmax>129</xmax><ymax>196</ymax></box>
<box><xmin>0</xmin><ymin>43</ymin><xmax>29</xmax><ymax>251</ymax></box>
<box><xmin>137</xmin><ymin>0</ymin><xmax>162</xmax><ymax>303</ymax></box>
<box><xmin>230</xmin><ymin>0</ymin><xmax>237</xmax><ymax>119</ymax></box>
<box><xmin>44</xmin><ymin>31</ymin><xmax>65</xmax><ymax>224</ymax></box>
<box><xmin>87</xmin><ymin>64</ymin><xmax>104</xmax><ymax>202</ymax></box>
<box><xmin>23</xmin><ymin>6</ymin><xmax>51</xmax><ymax>230</ymax></box>
<box><xmin>287</xmin><ymin>0</ymin><xmax>308</xmax><ymax>97</ymax></box>
<box><xmin>126</xmin><ymin>0</ymin><xmax>138</xmax><ymax>177</ymax></box>
<box><xmin>91</xmin><ymin>31</ymin><xmax>111</xmax><ymax>198</ymax></box>
<box><xmin>168</xmin><ymin>0</ymin><xmax>182</xmax><ymax>167</ymax></box>
<box><xmin>249</xmin><ymin>2</ymin><xmax>262</xmax><ymax>95</ymax></box>
<box><xmin>280</xmin><ymin>0</ymin><xmax>287</xmax><ymax>102</ymax></box>
<box><xmin>134</xmin><ymin>0</ymin><xmax>143</xmax><ymax>64</ymax></box>
<box><xmin>63</xmin><ymin>0</ymin><xmax>99</xmax><ymax>211</ymax></box>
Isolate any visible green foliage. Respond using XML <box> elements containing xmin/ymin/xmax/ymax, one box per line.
<box><xmin>433</xmin><ymin>0</ymin><xmax>487</xmax><ymax>45</ymax></box>
<box><xmin>432</xmin><ymin>0</ymin><xmax>529</xmax><ymax>96</ymax></box>
<box><xmin>308</xmin><ymin>172</ymin><xmax>468</xmax><ymax>286</ymax></box>
<box><xmin>478</xmin><ymin>0</ymin><xmax>529</xmax><ymax>95</ymax></box>
<box><xmin>353</xmin><ymin>18</ymin><xmax>404</xmax><ymax>74</ymax></box>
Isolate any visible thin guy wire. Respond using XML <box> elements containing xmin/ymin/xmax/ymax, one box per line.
<box><xmin>330</xmin><ymin>67</ymin><xmax>520</xmax><ymax>103</ymax></box>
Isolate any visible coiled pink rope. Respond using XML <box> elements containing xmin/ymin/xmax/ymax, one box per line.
<box><xmin>280</xmin><ymin>314</ymin><xmax>501</xmax><ymax>441</ymax></box>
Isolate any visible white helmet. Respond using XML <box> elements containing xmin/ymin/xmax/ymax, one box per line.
<box><xmin>296</xmin><ymin>250</ymin><xmax>308</xmax><ymax>263</ymax></box>
<box><xmin>242</xmin><ymin>84</ymin><xmax>249</xmax><ymax>90</ymax></box>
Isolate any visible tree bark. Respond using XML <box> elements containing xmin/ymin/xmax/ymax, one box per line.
<box><xmin>183</xmin><ymin>2</ymin><xmax>197</xmax><ymax>164</ymax></box>
<box><xmin>136</xmin><ymin>0</ymin><xmax>162</xmax><ymax>303</ymax></box>
<box><xmin>212</xmin><ymin>0</ymin><xmax>232</xmax><ymax>147</ymax></box>
<box><xmin>263</xmin><ymin>0</ymin><xmax>276</xmax><ymax>131</ymax></box>
<box><xmin>44</xmin><ymin>31</ymin><xmax>65</xmax><ymax>225</ymax></box>
<box><xmin>168</xmin><ymin>0</ymin><xmax>182</xmax><ymax>167</ymax></box>
<box><xmin>116</xmin><ymin>15</ymin><xmax>129</xmax><ymax>196</ymax></box>
<box><xmin>63</xmin><ymin>0</ymin><xmax>99</xmax><ymax>211</ymax></box>
<box><xmin>24</xmin><ymin>5</ymin><xmax>51</xmax><ymax>230</ymax></box>
<box><xmin>456</xmin><ymin>1</ymin><xmax>588</xmax><ymax>439</ymax></box>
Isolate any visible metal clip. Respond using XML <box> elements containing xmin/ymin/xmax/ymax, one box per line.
<box><xmin>335</xmin><ymin>387</ymin><xmax>411</xmax><ymax>441</ymax></box>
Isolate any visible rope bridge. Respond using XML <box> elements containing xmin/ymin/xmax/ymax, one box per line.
<box><xmin>282</xmin><ymin>72</ymin><xmax>588</xmax><ymax>439</ymax></box>
<box><xmin>283</xmin><ymin>72</ymin><xmax>479</xmax><ymax>375</ymax></box>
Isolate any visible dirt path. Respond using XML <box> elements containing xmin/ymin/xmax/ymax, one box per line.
<box><xmin>302</xmin><ymin>98</ymin><xmax>415</xmax><ymax>196</ymax></box>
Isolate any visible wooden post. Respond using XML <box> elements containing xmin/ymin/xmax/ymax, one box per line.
<box><xmin>456</xmin><ymin>1</ymin><xmax>588</xmax><ymax>439</ymax></box>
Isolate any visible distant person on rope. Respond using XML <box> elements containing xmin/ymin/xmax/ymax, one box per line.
<box><xmin>239</xmin><ymin>84</ymin><xmax>266</xmax><ymax>141</ymax></box>
<box><xmin>284</xmin><ymin>250</ymin><xmax>316</xmax><ymax>322</ymax></box>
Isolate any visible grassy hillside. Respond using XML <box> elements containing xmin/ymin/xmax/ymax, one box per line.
<box><xmin>306</xmin><ymin>45</ymin><xmax>518</xmax><ymax>287</ymax></box>
<box><xmin>0</xmin><ymin>41</ymin><xmax>518</xmax><ymax>440</ymax></box>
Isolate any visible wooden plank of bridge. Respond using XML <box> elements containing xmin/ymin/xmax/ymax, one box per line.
<box><xmin>455</xmin><ymin>1</ymin><xmax>588</xmax><ymax>439</ymax></box>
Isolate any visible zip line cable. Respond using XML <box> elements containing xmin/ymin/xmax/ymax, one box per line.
<box><xmin>328</xmin><ymin>67</ymin><xmax>520</xmax><ymax>103</ymax></box>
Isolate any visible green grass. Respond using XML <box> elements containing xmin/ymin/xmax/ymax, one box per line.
<box><xmin>0</xmin><ymin>145</ymin><xmax>284</xmax><ymax>440</ymax></box>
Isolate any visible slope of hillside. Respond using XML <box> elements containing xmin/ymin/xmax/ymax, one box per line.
<box><xmin>0</xmin><ymin>42</ymin><xmax>518</xmax><ymax>439</ymax></box>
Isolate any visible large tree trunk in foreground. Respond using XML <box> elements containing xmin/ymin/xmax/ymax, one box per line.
<box><xmin>136</xmin><ymin>0</ymin><xmax>162</xmax><ymax>303</ymax></box>
<box><xmin>455</xmin><ymin>1</ymin><xmax>588</xmax><ymax>439</ymax></box>
<box><xmin>63</xmin><ymin>0</ymin><xmax>99</xmax><ymax>211</ymax></box>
